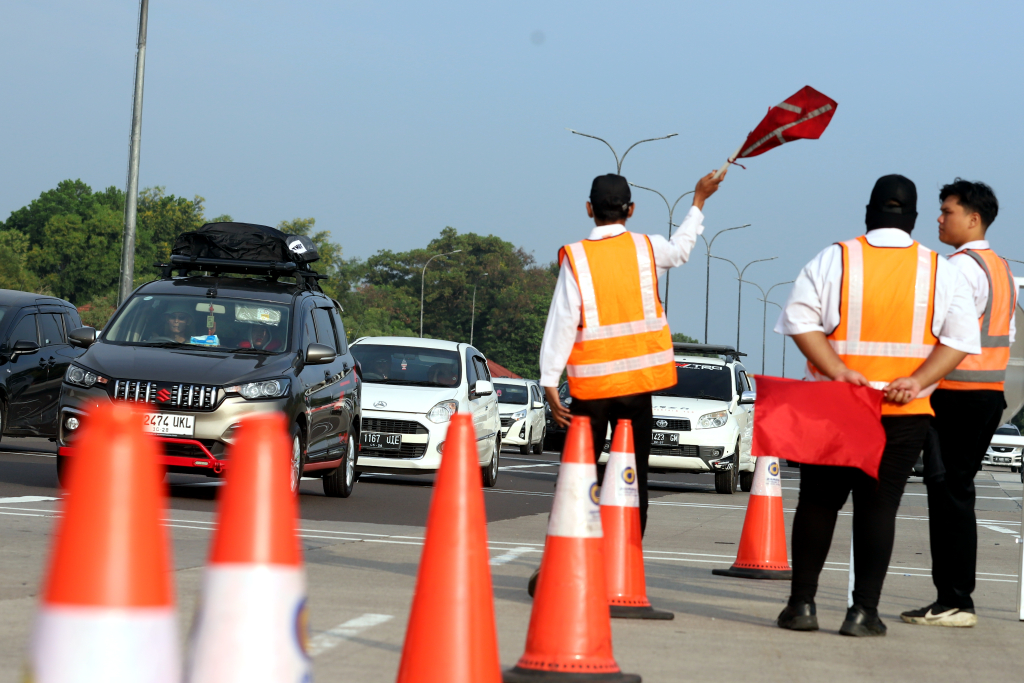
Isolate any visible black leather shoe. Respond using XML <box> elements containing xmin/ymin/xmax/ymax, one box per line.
<box><xmin>839</xmin><ymin>605</ymin><xmax>887</xmax><ymax>637</ymax></box>
<box><xmin>777</xmin><ymin>600</ymin><xmax>819</xmax><ymax>631</ymax></box>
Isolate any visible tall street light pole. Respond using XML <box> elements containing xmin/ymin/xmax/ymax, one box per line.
<box><xmin>420</xmin><ymin>250</ymin><xmax>461</xmax><ymax>338</ymax></box>
<box><xmin>629</xmin><ymin>183</ymin><xmax>693</xmax><ymax>314</ymax></box>
<box><xmin>470</xmin><ymin>272</ymin><xmax>489</xmax><ymax>346</ymax></box>
<box><xmin>710</xmin><ymin>255</ymin><xmax>777</xmax><ymax>352</ymax></box>
<box><xmin>765</xmin><ymin>300</ymin><xmax>787</xmax><ymax>377</ymax></box>
<box><xmin>698</xmin><ymin>224</ymin><xmax>750</xmax><ymax>343</ymax></box>
<box><xmin>740</xmin><ymin>280</ymin><xmax>794</xmax><ymax>374</ymax></box>
<box><xmin>117</xmin><ymin>0</ymin><xmax>150</xmax><ymax>306</ymax></box>
<box><xmin>566</xmin><ymin>129</ymin><xmax>677</xmax><ymax>175</ymax></box>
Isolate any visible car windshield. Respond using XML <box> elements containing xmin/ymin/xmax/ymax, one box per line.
<box><xmin>102</xmin><ymin>294</ymin><xmax>291</xmax><ymax>352</ymax></box>
<box><xmin>352</xmin><ymin>344</ymin><xmax>462</xmax><ymax>387</ymax></box>
<box><xmin>995</xmin><ymin>426</ymin><xmax>1020</xmax><ymax>436</ymax></box>
<box><xmin>495</xmin><ymin>383</ymin><xmax>528</xmax><ymax>404</ymax></box>
<box><xmin>653</xmin><ymin>362</ymin><xmax>733</xmax><ymax>401</ymax></box>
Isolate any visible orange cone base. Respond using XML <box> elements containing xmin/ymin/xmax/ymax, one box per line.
<box><xmin>504</xmin><ymin>667</ymin><xmax>641</xmax><ymax>683</ymax></box>
<box><xmin>609</xmin><ymin>604</ymin><xmax>674</xmax><ymax>620</ymax></box>
<box><xmin>711</xmin><ymin>565</ymin><xmax>792</xmax><ymax>580</ymax></box>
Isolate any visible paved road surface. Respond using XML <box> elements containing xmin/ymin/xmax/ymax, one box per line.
<box><xmin>1</xmin><ymin>435</ymin><xmax>1021</xmax><ymax>682</ymax></box>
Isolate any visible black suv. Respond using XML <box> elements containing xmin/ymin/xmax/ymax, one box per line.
<box><xmin>0</xmin><ymin>290</ymin><xmax>85</xmax><ymax>441</ymax></box>
<box><xmin>57</xmin><ymin>222</ymin><xmax>361</xmax><ymax>498</ymax></box>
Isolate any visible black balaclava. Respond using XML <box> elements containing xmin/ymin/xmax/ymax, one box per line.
<box><xmin>865</xmin><ymin>174</ymin><xmax>918</xmax><ymax>233</ymax></box>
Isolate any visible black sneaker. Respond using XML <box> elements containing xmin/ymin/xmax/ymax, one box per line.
<box><xmin>839</xmin><ymin>605</ymin><xmax>887</xmax><ymax>637</ymax></box>
<box><xmin>900</xmin><ymin>602</ymin><xmax>977</xmax><ymax>627</ymax></box>
<box><xmin>777</xmin><ymin>600</ymin><xmax>819</xmax><ymax>631</ymax></box>
<box><xmin>527</xmin><ymin>567</ymin><xmax>540</xmax><ymax>597</ymax></box>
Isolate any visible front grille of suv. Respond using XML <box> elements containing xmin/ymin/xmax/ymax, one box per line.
<box><xmin>361</xmin><ymin>418</ymin><xmax>428</xmax><ymax>435</ymax></box>
<box><xmin>500</xmin><ymin>416</ymin><xmax>514</xmax><ymax>429</ymax></box>
<box><xmin>364</xmin><ymin>443</ymin><xmax>428</xmax><ymax>459</ymax></box>
<box><xmin>650</xmin><ymin>444</ymin><xmax>699</xmax><ymax>457</ymax></box>
<box><xmin>111</xmin><ymin>380</ymin><xmax>219</xmax><ymax>411</ymax></box>
<box><xmin>652</xmin><ymin>418</ymin><xmax>691</xmax><ymax>431</ymax></box>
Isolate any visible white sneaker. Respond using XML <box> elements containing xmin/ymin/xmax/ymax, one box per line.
<box><xmin>900</xmin><ymin>603</ymin><xmax>977</xmax><ymax>627</ymax></box>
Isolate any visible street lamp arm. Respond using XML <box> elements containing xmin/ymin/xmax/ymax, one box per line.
<box><xmin>738</xmin><ymin>256</ymin><xmax>777</xmax><ymax>278</ymax></box>
<box><xmin>766</xmin><ymin>280</ymin><xmax>795</xmax><ymax>300</ymax></box>
<box><xmin>707</xmin><ymin>224</ymin><xmax>751</xmax><ymax>251</ymax></box>
<box><xmin>710</xmin><ymin>254</ymin><xmax>740</xmax><ymax>276</ymax></box>
<box><xmin>671</xmin><ymin>190</ymin><xmax>695</xmax><ymax>214</ymax></box>
<box><xmin>567</xmin><ymin>129</ymin><xmax>621</xmax><ymax>172</ymax></box>
<box><xmin>629</xmin><ymin>183</ymin><xmax>670</xmax><ymax>214</ymax></box>
<box><xmin>618</xmin><ymin>133</ymin><xmax>678</xmax><ymax>174</ymax></box>
<box><xmin>419</xmin><ymin>249</ymin><xmax>462</xmax><ymax>338</ymax></box>
<box><xmin>739</xmin><ymin>279</ymin><xmax>766</xmax><ymax>298</ymax></box>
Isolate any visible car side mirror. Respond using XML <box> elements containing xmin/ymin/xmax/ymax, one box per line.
<box><xmin>532</xmin><ymin>400</ymin><xmax>543</xmax><ymax>410</ymax></box>
<box><xmin>68</xmin><ymin>327</ymin><xmax>97</xmax><ymax>349</ymax></box>
<box><xmin>473</xmin><ymin>380</ymin><xmax>493</xmax><ymax>397</ymax></box>
<box><xmin>305</xmin><ymin>343</ymin><xmax>336</xmax><ymax>365</ymax></box>
<box><xmin>11</xmin><ymin>339</ymin><xmax>40</xmax><ymax>356</ymax></box>
<box><xmin>739</xmin><ymin>390</ymin><xmax>756</xmax><ymax>405</ymax></box>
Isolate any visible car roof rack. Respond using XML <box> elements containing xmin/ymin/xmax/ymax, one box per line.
<box><xmin>157</xmin><ymin>255</ymin><xmax>327</xmax><ymax>291</ymax></box>
<box><xmin>672</xmin><ymin>342</ymin><xmax>747</xmax><ymax>360</ymax></box>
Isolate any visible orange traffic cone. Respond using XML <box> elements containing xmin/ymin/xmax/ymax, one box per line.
<box><xmin>396</xmin><ymin>411</ymin><xmax>501</xmax><ymax>683</ymax></box>
<box><xmin>185</xmin><ymin>412</ymin><xmax>310</xmax><ymax>682</ymax></box>
<box><xmin>601</xmin><ymin>420</ymin><xmax>673</xmax><ymax>620</ymax></box>
<box><xmin>505</xmin><ymin>416</ymin><xmax>640</xmax><ymax>683</ymax></box>
<box><xmin>28</xmin><ymin>402</ymin><xmax>179</xmax><ymax>683</ymax></box>
<box><xmin>712</xmin><ymin>456</ymin><xmax>791</xmax><ymax>579</ymax></box>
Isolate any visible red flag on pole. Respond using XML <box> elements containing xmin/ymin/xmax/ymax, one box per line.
<box><xmin>714</xmin><ymin>86</ymin><xmax>838</xmax><ymax>178</ymax></box>
<box><xmin>751</xmin><ymin>375</ymin><xmax>886</xmax><ymax>478</ymax></box>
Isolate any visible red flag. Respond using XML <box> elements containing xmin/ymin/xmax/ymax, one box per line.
<box><xmin>751</xmin><ymin>375</ymin><xmax>886</xmax><ymax>478</ymax></box>
<box><xmin>736</xmin><ymin>86</ymin><xmax>838</xmax><ymax>159</ymax></box>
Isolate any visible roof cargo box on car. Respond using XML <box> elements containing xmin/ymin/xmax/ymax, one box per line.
<box><xmin>172</xmin><ymin>222</ymin><xmax>319</xmax><ymax>264</ymax></box>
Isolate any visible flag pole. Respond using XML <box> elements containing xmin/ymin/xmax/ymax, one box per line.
<box><xmin>713</xmin><ymin>143</ymin><xmax>744</xmax><ymax>181</ymax></box>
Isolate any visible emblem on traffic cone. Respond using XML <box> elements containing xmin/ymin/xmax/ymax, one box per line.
<box><xmin>505</xmin><ymin>416</ymin><xmax>640</xmax><ymax>683</ymax></box>
<box><xmin>601</xmin><ymin>420</ymin><xmax>673</xmax><ymax>620</ymax></box>
<box><xmin>185</xmin><ymin>412</ymin><xmax>311</xmax><ymax>682</ymax></box>
<box><xmin>27</xmin><ymin>402</ymin><xmax>180</xmax><ymax>683</ymax></box>
<box><xmin>712</xmin><ymin>456</ymin><xmax>791</xmax><ymax>579</ymax></box>
<box><xmin>397</xmin><ymin>412</ymin><xmax>501</xmax><ymax>683</ymax></box>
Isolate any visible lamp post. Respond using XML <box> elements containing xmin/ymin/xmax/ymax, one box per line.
<box><xmin>566</xmin><ymin>129</ymin><xmax>677</xmax><ymax>175</ymax></box>
<box><xmin>420</xmin><ymin>250</ymin><xmax>461</xmax><ymax>338</ymax></box>
<box><xmin>698</xmin><ymin>225</ymin><xmax>750</xmax><ymax>343</ymax></box>
<box><xmin>740</xmin><ymin>280</ymin><xmax>794</xmax><ymax>374</ymax></box>
<box><xmin>709</xmin><ymin>255</ymin><xmax>777</xmax><ymax>352</ymax></box>
<box><xmin>470</xmin><ymin>273</ymin><xmax>489</xmax><ymax>346</ymax></box>
<box><xmin>765</xmin><ymin>300</ymin><xmax>787</xmax><ymax>377</ymax></box>
<box><xmin>628</xmin><ymin>183</ymin><xmax>693</xmax><ymax>313</ymax></box>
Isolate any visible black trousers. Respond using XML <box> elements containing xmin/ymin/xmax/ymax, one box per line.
<box><xmin>569</xmin><ymin>392</ymin><xmax>653</xmax><ymax>537</ymax></box>
<box><xmin>790</xmin><ymin>415</ymin><xmax>930</xmax><ymax>610</ymax></box>
<box><xmin>927</xmin><ymin>388</ymin><xmax>1006</xmax><ymax>609</ymax></box>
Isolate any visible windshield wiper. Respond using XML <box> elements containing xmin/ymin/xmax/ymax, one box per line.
<box><xmin>370</xmin><ymin>379</ymin><xmax>447</xmax><ymax>387</ymax></box>
<box><xmin>136</xmin><ymin>341</ymin><xmax>191</xmax><ymax>348</ymax></box>
<box><xmin>697</xmin><ymin>391</ymin><xmax>731</xmax><ymax>401</ymax></box>
<box><xmin>226</xmin><ymin>347</ymin><xmax>276</xmax><ymax>355</ymax></box>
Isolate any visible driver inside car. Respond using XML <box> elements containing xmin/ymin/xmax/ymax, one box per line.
<box><xmin>153</xmin><ymin>302</ymin><xmax>194</xmax><ymax>343</ymax></box>
<box><xmin>427</xmin><ymin>363</ymin><xmax>459</xmax><ymax>387</ymax></box>
<box><xmin>368</xmin><ymin>356</ymin><xmax>391</xmax><ymax>380</ymax></box>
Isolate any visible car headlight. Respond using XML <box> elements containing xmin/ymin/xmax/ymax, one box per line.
<box><xmin>226</xmin><ymin>378</ymin><xmax>290</xmax><ymax>399</ymax></box>
<box><xmin>512</xmin><ymin>409</ymin><xmax>527</xmax><ymax>421</ymax></box>
<box><xmin>427</xmin><ymin>400</ymin><xmax>459</xmax><ymax>424</ymax></box>
<box><xmin>697</xmin><ymin>410</ymin><xmax>729</xmax><ymax>429</ymax></box>
<box><xmin>65</xmin><ymin>364</ymin><xmax>107</xmax><ymax>388</ymax></box>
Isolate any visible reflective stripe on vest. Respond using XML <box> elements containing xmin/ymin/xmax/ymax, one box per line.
<box><xmin>561</xmin><ymin>232</ymin><xmax>675</xmax><ymax>400</ymax></box>
<box><xmin>940</xmin><ymin>249</ymin><xmax>1016</xmax><ymax>391</ymax></box>
<box><xmin>807</xmin><ymin>236</ymin><xmax>940</xmax><ymax>415</ymax></box>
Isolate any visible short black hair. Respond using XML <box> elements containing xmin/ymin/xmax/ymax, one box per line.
<box><xmin>940</xmin><ymin>178</ymin><xmax>998</xmax><ymax>228</ymax></box>
<box><xmin>591</xmin><ymin>203</ymin><xmax>632</xmax><ymax>222</ymax></box>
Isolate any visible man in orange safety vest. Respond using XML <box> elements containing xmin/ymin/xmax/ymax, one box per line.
<box><xmin>901</xmin><ymin>179</ymin><xmax>1016</xmax><ymax>628</ymax></box>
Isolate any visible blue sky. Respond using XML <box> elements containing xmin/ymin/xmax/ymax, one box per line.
<box><xmin>2</xmin><ymin>1</ymin><xmax>1022</xmax><ymax>376</ymax></box>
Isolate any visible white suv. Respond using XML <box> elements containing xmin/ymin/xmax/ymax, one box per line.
<box><xmin>597</xmin><ymin>343</ymin><xmax>756</xmax><ymax>494</ymax></box>
<box><xmin>350</xmin><ymin>337</ymin><xmax>502</xmax><ymax>486</ymax></box>
<box><xmin>495</xmin><ymin>378</ymin><xmax>546</xmax><ymax>454</ymax></box>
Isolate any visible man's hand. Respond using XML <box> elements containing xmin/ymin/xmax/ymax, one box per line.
<box><xmin>834</xmin><ymin>369</ymin><xmax>870</xmax><ymax>386</ymax></box>
<box><xmin>693</xmin><ymin>169</ymin><xmax>726</xmax><ymax>211</ymax></box>
<box><xmin>883</xmin><ymin>377</ymin><xmax>922</xmax><ymax>404</ymax></box>
<box><xmin>544</xmin><ymin>386</ymin><xmax>571</xmax><ymax>429</ymax></box>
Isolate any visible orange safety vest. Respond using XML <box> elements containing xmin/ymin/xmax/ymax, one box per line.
<box><xmin>560</xmin><ymin>232</ymin><xmax>676</xmax><ymax>400</ymax></box>
<box><xmin>807</xmin><ymin>235</ymin><xmax>940</xmax><ymax>416</ymax></box>
<box><xmin>939</xmin><ymin>249</ymin><xmax>1016</xmax><ymax>391</ymax></box>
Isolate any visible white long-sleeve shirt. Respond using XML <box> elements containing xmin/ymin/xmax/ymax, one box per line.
<box><xmin>773</xmin><ymin>228</ymin><xmax>982</xmax><ymax>382</ymax></box>
<box><xmin>538</xmin><ymin>205</ymin><xmax>705</xmax><ymax>387</ymax></box>
<box><xmin>947</xmin><ymin>239</ymin><xmax>1016</xmax><ymax>343</ymax></box>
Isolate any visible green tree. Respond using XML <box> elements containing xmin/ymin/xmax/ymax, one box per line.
<box><xmin>135</xmin><ymin>187</ymin><xmax>207</xmax><ymax>279</ymax></box>
<box><xmin>671</xmin><ymin>332</ymin><xmax>699</xmax><ymax>343</ymax></box>
<box><xmin>29</xmin><ymin>203</ymin><xmax>124</xmax><ymax>304</ymax></box>
<box><xmin>2</xmin><ymin>180</ymin><xmax>123</xmax><ymax>246</ymax></box>
<box><xmin>0</xmin><ymin>229</ymin><xmax>48</xmax><ymax>294</ymax></box>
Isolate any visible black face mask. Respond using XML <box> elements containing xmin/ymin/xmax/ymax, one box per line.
<box><xmin>865</xmin><ymin>174</ymin><xmax>918</xmax><ymax>232</ymax></box>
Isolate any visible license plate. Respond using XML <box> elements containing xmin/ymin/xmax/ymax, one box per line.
<box><xmin>143</xmin><ymin>413</ymin><xmax>195</xmax><ymax>437</ymax></box>
<box><xmin>995</xmin><ymin>456</ymin><xmax>1010</xmax><ymax>463</ymax></box>
<box><xmin>652</xmin><ymin>431</ymin><xmax>679</xmax><ymax>445</ymax></box>
<box><xmin>362</xmin><ymin>432</ymin><xmax>401</xmax><ymax>451</ymax></box>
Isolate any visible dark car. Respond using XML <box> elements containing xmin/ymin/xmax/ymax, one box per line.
<box><xmin>543</xmin><ymin>381</ymin><xmax>570</xmax><ymax>452</ymax></box>
<box><xmin>0</xmin><ymin>290</ymin><xmax>85</xmax><ymax>442</ymax></box>
<box><xmin>57</xmin><ymin>223</ymin><xmax>360</xmax><ymax>498</ymax></box>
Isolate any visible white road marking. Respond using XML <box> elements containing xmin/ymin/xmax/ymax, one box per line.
<box><xmin>979</xmin><ymin>523</ymin><xmax>1021</xmax><ymax>536</ymax></box>
<box><xmin>0</xmin><ymin>496</ymin><xmax>59</xmax><ymax>504</ymax></box>
<box><xmin>501</xmin><ymin>464</ymin><xmax>559</xmax><ymax>470</ymax></box>
<box><xmin>489</xmin><ymin>546</ymin><xmax>535</xmax><ymax>565</ymax></box>
<box><xmin>307</xmin><ymin>613</ymin><xmax>393</xmax><ymax>656</ymax></box>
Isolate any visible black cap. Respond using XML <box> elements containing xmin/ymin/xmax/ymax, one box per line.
<box><xmin>590</xmin><ymin>174</ymin><xmax>632</xmax><ymax>212</ymax></box>
<box><xmin>866</xmin><ymin>174</ymin><xmax>918</xmax><ymax>232</ymax></box>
